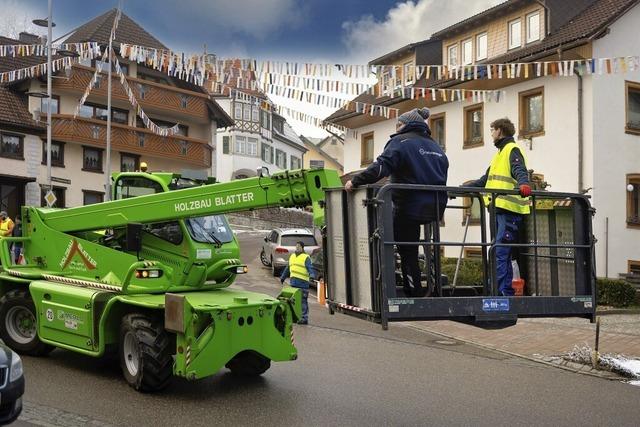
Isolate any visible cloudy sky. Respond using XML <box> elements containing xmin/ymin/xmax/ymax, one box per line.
<box><xmin>0</xmin><ymin>0</ymin><xmax>503</xmax><ymax>135</ymax></box>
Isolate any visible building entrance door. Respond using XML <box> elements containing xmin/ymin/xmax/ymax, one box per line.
<box><xmin>0</xmin><ymin>177</ymin><xmax>26</xmax><ymax>219</ymax></box>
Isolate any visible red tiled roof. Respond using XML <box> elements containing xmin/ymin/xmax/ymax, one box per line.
<box><xmin>0</xmin><ymin>36</ymin><xmax>48</xmax><ymax>74</ymax></box>
<box><xmin>0</xmin><ymin>86</ymin><xmax>45</xmax><ymax>132</ymax></box>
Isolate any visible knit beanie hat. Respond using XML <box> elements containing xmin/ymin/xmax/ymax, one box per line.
<box><xmin>398</xmin><ymin>107</ymin><xmax>430</xmax><ymax>124</ymax></box>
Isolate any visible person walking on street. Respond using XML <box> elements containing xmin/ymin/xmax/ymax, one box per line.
<box><xmin>280</xmin><ymin>241</ymin><xmax>315</xmax><ymax>325</ymax></box>
<box><xmin>467</xmin><ymin>118</ymin><xmax>531</xmax><ymax>296</ymax></box>
<box><xmin>345</xmin><ymin>107</ymin><xmax>449</xmax><ymax>297</ymax></box>
<box><xmin>11</xmin><ymin>215</ymin><xmax>22</xmax><ymax>264</ymax></box>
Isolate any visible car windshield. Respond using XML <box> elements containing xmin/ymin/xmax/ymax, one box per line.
<box><xmin>186</xmin><ymin>215</ymin><xmax>234</xmax><ymax>244</ymax></box>
<box><xmin>281</xmin><ymin>235</ymin><xmax>317</xmax><ymax>247</ymax></box>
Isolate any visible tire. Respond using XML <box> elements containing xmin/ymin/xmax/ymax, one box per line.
<box><xmin>119</xmin><ymin>313</ymin><xmax>173</xmax><ymax>392</ymax></box>
<box><xmin>225</xmin><ymin>351</ymin><xmax>271</xmax><ymax>376</ymax></box>
<box><xmin>260</xmin><ymin>249</ymin><xmax>271</xmax><ymax>267</ymax></box>
<box><xmin>0</xmin><ymin>289</ymin><xmax>54</xmax><ymax>356</ymax></box>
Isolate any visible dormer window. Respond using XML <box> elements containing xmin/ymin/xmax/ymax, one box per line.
<box><xmin>447</xmin><ymin>44</ymin><xmax>458</xmax><ymax>67</ymax></box>
<box><xmin>462</xmin><ymin>39</ymin><xmax>473</xmax><ymax>65</ymax></box>
<box><xmin>476</xmin><ymin>33</ymin><xmax>487</xmax><ymax>61</ymax></box>
<box><xmin>526</xmin><ymin>12</ymin><xmax>540</xmax><ymax>43</ymax></box>
<box><xmin>509</xmin><ymin>19</ymin><xmax>522</xmax><ymax>49</ymax></box>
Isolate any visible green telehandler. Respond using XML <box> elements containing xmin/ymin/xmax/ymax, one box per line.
<box><xmin>0</xmin><ymin>167</ymin><xmax>341</xmax><ymax>391</ymax></box>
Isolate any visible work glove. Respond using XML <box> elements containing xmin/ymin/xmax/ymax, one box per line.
<box><xmin>519</xmin><ymin>184</ymin><xmax>532</xmax><ymax>197</ymax></box>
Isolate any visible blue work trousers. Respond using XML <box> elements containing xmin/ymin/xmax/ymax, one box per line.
<box><xmin>495</xmin><ymin>212</ymin><xmax>523</xmax><ymax>296</ymax></box>
<box><xmin>290</xmin><ymin>278</ymin><xmax>310</xmax><ymax>322</ymax></box>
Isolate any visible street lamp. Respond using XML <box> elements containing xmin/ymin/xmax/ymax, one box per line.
<box><xmin>33</xmin><ymin>0</ymin><xmax>54</xmax><ymax>197</ymax></box>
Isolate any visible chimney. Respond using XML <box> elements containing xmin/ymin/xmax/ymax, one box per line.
<box><xmin>19</xmin><ymin>32</ymin><xmax>43</xmax><ymax>44</ymax></box>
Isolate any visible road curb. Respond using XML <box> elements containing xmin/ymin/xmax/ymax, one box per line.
<box><xmin>404</xmin><ymin>322</ymin><xmax>623</xmax><ymax>381</ymax></box>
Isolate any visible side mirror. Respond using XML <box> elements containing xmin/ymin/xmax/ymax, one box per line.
<box><xmin>126</xmin><ymin>223</ymin><xmax>143</xmax><ymax>253</ymax></box>
<box><xmin>257</xmin><ymin>166</ymin><xmax>270</xmax><ymax>178</ymax></box>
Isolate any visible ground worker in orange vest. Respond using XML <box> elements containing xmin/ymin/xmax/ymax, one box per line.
<box><xmin>467</xmin><ymin>118</ymin><xmax>531</xmax><ymax>296</ymax></box>
<box><xmin>280</xmin><ymin>241</ymin><xmax>315</xmax><ymax>325</ymax></box>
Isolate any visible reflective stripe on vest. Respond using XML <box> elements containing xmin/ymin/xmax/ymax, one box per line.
<box><xmin>289</xmin><ymin>253</ymin><xmax>310</xmax><ymax>282</ymax></box>
<box><xmin>484</xmin><ymin>142</ymin><xmax>530</xmax><ymax>214</ymax></box>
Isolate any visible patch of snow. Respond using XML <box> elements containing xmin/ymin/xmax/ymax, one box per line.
<box><xmin>629</xmin><ymin>380</ymin><xmax>640</xmax><ymax>387</ymax></box>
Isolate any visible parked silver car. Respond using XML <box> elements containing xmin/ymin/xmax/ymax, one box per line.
<box><xmin>260</xmin><ymin>228</ymin><xmax>319</xmax><ymax>276</ymax></box>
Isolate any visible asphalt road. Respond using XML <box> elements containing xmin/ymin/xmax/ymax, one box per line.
<box><xmin>14</xmin><ymin>231</ymin><xmax>640</xmax><ymax>426</ymax></box>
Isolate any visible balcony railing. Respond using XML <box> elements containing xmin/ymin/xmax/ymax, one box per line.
<box><xmin>53</xmin><ymin>65</ymin><xmax>210</xmax><ymax>122</ymax></box>
<box><xmin>51</xmin><ymin>114</ymin><xmax>212</xmax><ymax>168</ymax></box>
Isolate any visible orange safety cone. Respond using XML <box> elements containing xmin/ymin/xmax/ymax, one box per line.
<box><xmin>317</xmin><ymin>278</ymin><xmax>326</xmax><ymax>306</ymax></box>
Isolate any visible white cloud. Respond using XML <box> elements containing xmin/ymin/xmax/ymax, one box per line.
<box><xmin>341</xmin><ymin>0</ymin><xmax>504</xmax><ymax>63</ymax></box>
<box><xmin>0</xmin><ymin>0</ymin><xmax>45</xmax><ymax>39</ymax></box>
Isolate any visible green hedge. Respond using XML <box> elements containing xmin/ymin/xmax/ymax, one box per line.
<box><xmin>597</xmin><ymin>278</ymin><xmax>637</xmax><ymax>307</ymax></box>
<box><xmin>440</xmin><ymin>257</ymin><xmax>484</xmax><ymax>286</ymax></box>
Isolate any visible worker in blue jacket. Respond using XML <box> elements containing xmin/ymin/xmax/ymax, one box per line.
<box><xmin>280</xmin><ymin>241</ymin><xmax>316</xmax><ymax>325</ymax></box>
<box><xmin>345</xmin><ymin>108</ymin><xmax>449</xmax><ymax>297</ymax></box>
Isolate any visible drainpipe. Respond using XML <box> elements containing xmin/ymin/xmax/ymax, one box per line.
<box><xmin>577</xmin><ymin>73</ymin><xmax>584</xmax><ymax>194</ymax></box>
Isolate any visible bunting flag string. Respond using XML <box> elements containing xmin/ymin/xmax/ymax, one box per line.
<box><xmin>72</xmin><ymin>46</ymin><xmax>111</xmax><ymax>119</ymax></box>
<box><xmin>112</xmin><ymin>55</ymin><xmax>181</xmax><ymax>137</ymax></box>
<box><xmin>119</xmin><ymin>43</ymin><xmax>207</xmax><ymax>85</ymax></box>
<box><xmin>0</xmin><ymin>53</ymin><xmax>96</xmax><ymax>84</ymax></box>
<box><xmin>0</xmin><ymin>41</ymin><xmax>100</xmax><ymax>58</ymax></box>
<box><xmin>274</xmin><ymin>105</ymin><xmax>357</xmax><ymax>139</ymax></box>
<box><xmin>257</xmin><ymin>72</ymin><xmax>373</xmax><ymax>96</ymax></box>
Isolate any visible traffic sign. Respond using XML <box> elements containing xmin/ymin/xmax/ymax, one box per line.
<box><xmin>44</xmin><ymin>190</ymin><xmax>57</xmax><ymax>207</ymax></box>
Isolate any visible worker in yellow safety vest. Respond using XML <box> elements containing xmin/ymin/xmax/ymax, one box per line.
<box><xmin>280</xmin><ymin>241</ymin><xmax>315</xmax><ymax>325</ymax></box>
<box><xmin>467</xmin><ymin>118</ymin><xmax>531</xmax><ymax>296</ymax></box>
<box><xmin>0</xmin><ymin>211</ymin><xmax>14</xmax><ymax>237</ymax></box>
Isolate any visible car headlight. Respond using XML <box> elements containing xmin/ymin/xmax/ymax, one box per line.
<box><xmin>10</xmin><ymin>353</ymin><xmax>23</xmax><ymax>382</ymax></box>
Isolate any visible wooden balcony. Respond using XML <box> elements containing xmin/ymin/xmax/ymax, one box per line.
<box><xmin>51</xmin><ymin>114</ymin><xmax>212</xmax><ymax>168</ymax></box>
<box><xmin>53</xmin><ymin>65</ymin><xmax>211</xmax><ymax>123</ymax></box>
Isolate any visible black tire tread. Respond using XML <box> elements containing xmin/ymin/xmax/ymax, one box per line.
<box><xmin>0</xmin><ymin>288</ymin><xmax>54</xmax><ymax>356</ymax></box>
<box><xmin>120</xmin><ymin>313</ymin><xmax>173</xmax><ymax>392</ymax></box>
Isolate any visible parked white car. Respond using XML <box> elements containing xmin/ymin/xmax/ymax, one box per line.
<box><xmin>260</xmin><ymin>228</ymin><xmax>319</xmax><ymax>276</ymax></box>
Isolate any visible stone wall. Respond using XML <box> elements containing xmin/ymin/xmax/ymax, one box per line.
<box><xmin>227</xmin><ymin>207</ymin><xmax>313</xmax><ymax>231</ymax></box>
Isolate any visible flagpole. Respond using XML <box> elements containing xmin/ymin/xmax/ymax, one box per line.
<box><xmin>105</xmin><ymin>36</ymin><xmax>112</xmax><ymax>201</ymax></box>
<box><xmin>46</xmin><ymin>0</ymin><xmax>52</xmax><ymax>191</ymax></box>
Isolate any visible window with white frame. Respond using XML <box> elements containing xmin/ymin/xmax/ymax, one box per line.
<box><xmin>476</xmin><ymin>33</ymin><xmax>487</xmax><ymax>61</ymax></box>
<box><xmin>247</xmin><ymin>137</ymin><xmax>258</xmax><ymax>156</ymax></box>
<box><xmin>382</xmin><ymin>71</ymin><xmax>391</xmax><ymax>94</ymax></box>
<box><xmin>252</xmin><ymin>105</ymin><xmax>259</xmax><ymax>122</ymax></box>
<box><xmin>234</xmin><ymin>102</ymin><xmax>243</xmax><ymax>119</ymax></box>
<box><xmin>462</xmin><ymin>39</ymin><xmax>473</xmax><ymax>65</ymax></box>
<box><xmin>290</xmin><ymin>155</ymin><xmax>301</xmax><ymax>169</ymax></box>
<box><xmin>243</xmin><ymin>104</ymin><xmax>251</xmax><ymax>121</ymax></box>
<box><xmin>526</xmin><ymin>12</ymin><xmax>540</xmax><ymax>43</ymax></box>
<box><xmin>509</xmin><ymin>19</ymin><xmax>522</xmax><ymax>49</ymax></box>
<box><xmin>235</xmin><ymin>136</ymin><xmax>246</xmax><ymax>154</ymax></box>
<box><xmin>275</xmin><ymin>149</ymin><xmax>287</xmax><ymax>169</ymax></box>
<box><xmin>447</xmin><ymin>44</ymin><xmax>458</xmax><ymax>67</ymax></box>
<box><xmin>403</xmin><ymin>61</ymin><xmax>414</xmax><ymax>85</ymax></box>
<box><xmin>261</xmin><ymin>143</ymin><xmax>273</xmax><ymax>163</ymax></box>
<box><xmin>309</xmin><ymin>160</ymin><xmax>325</xmax><ymax>169</ymax></box>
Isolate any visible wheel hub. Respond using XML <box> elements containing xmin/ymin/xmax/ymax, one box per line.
<box><xmin>123</xmin><ymin>331</ymin><xmax>140</xmax><ymax>376</ymax></box>
<box><xmin>6</xmin><ymin>306</ymin><xmax>36</xmax><ymax>345</ymax></box>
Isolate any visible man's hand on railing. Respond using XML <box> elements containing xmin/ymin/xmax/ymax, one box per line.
<box><xmin>345</xmin><ymin>180</ymin><xmax>354</xmax><ymax>192</ymax></box>
<box><xmin>519</xmin><ymin>184</ymin><xmax>532</xmax><ymax>197</ymax></box>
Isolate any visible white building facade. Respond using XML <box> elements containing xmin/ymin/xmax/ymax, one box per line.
<box><xmin>335</xmin><ymin>0</ymin><xmax>640</xmax><ymax>279</ymax></box>
<box><xmin>213</xmin><ymin>94</ymin><xmax>307</xmax><ymax>181</ymax></box>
